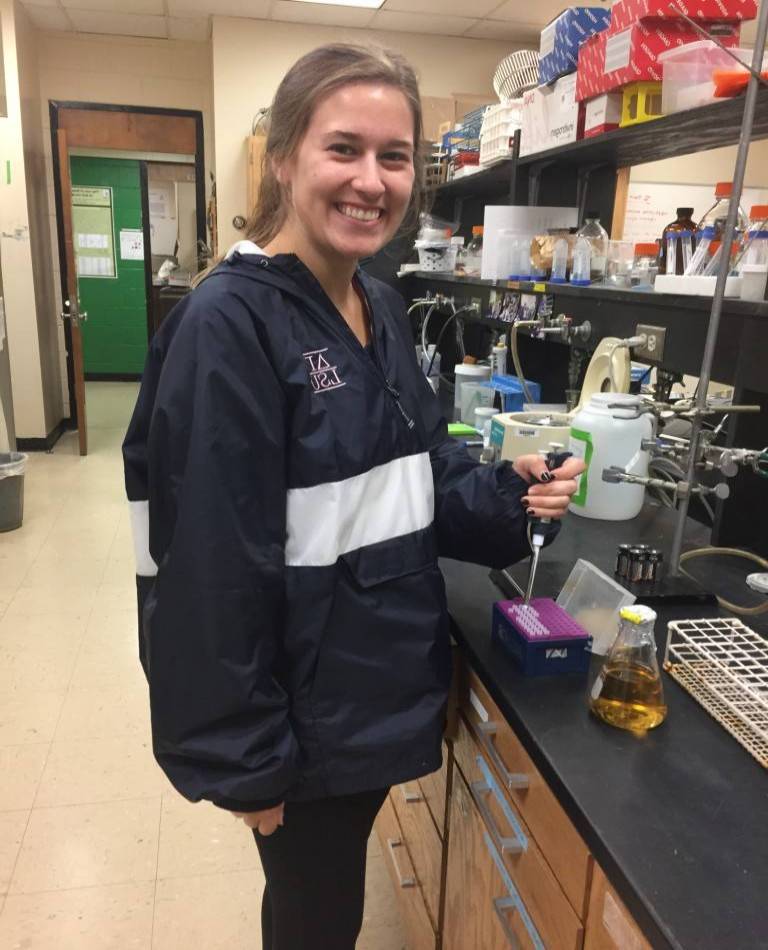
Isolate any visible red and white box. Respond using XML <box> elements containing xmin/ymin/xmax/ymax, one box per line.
<box><xmin>520</xmin><ymin>73</ymin><xmax>585</xmax><ymax>157</ymax></box>
<box><xmin>575</xmin><ymin>19</ymin><xmax>741</xmax><ymax>100</ymax></box>
<box><xmin>608</xmin><ymin>0</ymin><xmax>757</xmax><ymax>34</ymax></box>
<box><xmin>584</xmin><ymin>93</ymin><xmax>622</xmax><ymax>137</ymax></box>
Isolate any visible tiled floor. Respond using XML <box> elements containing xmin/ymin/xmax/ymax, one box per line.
<box><xmin>0</xmin><ymin>382</ymin><xmax>406</xmax><ymax>949</ymax></box>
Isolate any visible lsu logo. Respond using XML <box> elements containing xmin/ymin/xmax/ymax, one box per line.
<box><xmin>303</xmin><ymin>348</ymin><xmax>346</xmax><ymax>393</ymax></box>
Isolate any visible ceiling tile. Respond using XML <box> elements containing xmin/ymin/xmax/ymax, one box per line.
<box><xmin>270</xmin><ymin>0</ymin><xmax>377</xmax><ymax>27</ymax></box>
<box><xmin>382</xmin><ymin>0</ymin><xmax>500</xmax><ymax>16</ymax></box>
<box><xmin>168</xmin><ymin>15</ymin><xmax>211</xmax><ymax>39</ymax></box>
<box><xmin>370</xmin><ymin>9</ymin><xmax>477</xmax><ymax>36</ymax></box>
<box><xmin>61</xmin><ymin>0</ymin><xmax>163</xmax><ymax>11</ymax></box>
<box><xmin>489</xmin><ymin>0</ymin><xmax>576</xmax><ymax>25</ymax></box>
<box><xmin>463</xmin><ymin>18</ymin><xmax>539</xmax><ymax>42</ymax></box>
<box><xmin>167</xmin><ymin>0</ymin><xmax>270</xmax><ymax>16</ymax></box>
<box><xmin>22</xmin><ymin>3</ymin><xmax>74</xmax><ymax>29</ymax></box>
<box><xmin>67</xmin><ymin>8</ymin><xmax>168</xmax><ymax>37</ymax></box>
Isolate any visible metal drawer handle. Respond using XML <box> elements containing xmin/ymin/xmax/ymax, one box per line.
<box><xmin>386</xmin><ymin>837</ymin><xmax>415</xmax><ymax>889</ymax></box>
<box><xmin>473</xmin><ymin>719</ymin><xmax>530</xmax><ymax>791</ymax></box>
<box><xmin>494</xmin><ymin>897</ymin><xmax>523</xmax><ymax>950</ymax></box>
<box><xmin>470</xmin><ymin>780</ymin><xmax>524</xmax><ymax>856</ymax></box>
<box><xmin>482</xmin><ymin>831</ymin><xmax>546</xmax><ymax>950</ymax></box>
<box><xmin>400</xmin><ymin>784</ymin><xmax>423</xmax><ymax>804</ymax></box>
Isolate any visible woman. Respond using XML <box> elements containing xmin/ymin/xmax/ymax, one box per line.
<box><xmin>123</xmin><ymin>43</ymin><xmax>584</xmax><ymax>950</ymax></box>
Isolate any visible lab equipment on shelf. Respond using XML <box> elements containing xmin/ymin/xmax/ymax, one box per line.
<box><xmin>697</xmin><ymin>181</ymin><xmax>749</xmax><ymax>241</ymax></box>
<box><xmin>569</xmin><ymin>393</ymin><xmax>653</xmax><ymax>521</ymax></box>
<box><xmin>570</xmin><ymin>236</ymin><xmax>591</xmax><ymax>285</ymax></box>
<box><xmin>630</xmin><ymin>243</ymin><xmax>660</xmax><ymax>288</ymax></box>
<box><xmin>550</xmin><ymin>237</ymin><xmax>569</xmax><ymax>283</ymax></box>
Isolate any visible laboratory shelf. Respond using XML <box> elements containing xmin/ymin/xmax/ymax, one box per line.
<box><xmin>429</xmin><ymin>158</ymin><xmax>514</xmax><ymax>199</ymax></box>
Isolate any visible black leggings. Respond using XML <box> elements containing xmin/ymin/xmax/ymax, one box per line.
<box><xmin>253</xmin><ymin>787</ymin><xmax>389</xmax><ymax>950</ymax></box>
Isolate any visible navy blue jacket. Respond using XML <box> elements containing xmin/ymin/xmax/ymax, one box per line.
<box><xmin>122</xmin><ymin>244</ymin><xmax>532</xmax><ymax>811</ymax></box>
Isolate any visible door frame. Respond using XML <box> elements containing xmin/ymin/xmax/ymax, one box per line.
<box><xmin>49</xmin><ymin>101</ymin><xmax>206</xmax><ymax>434</ymax></box>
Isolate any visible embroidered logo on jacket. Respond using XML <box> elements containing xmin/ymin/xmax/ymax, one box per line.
<box><xmin>303</xmin><ymin>348</ymin><xmax>346</xmax><ymax>393</ymax></box>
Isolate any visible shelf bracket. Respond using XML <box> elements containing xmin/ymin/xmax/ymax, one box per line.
<box><xmin>527</xmin><ymin>160</ymin><xmax>555</xmax><ymax>206</ymax></box>
<box><xmin>576</xmin><ymin>162</ymin><xmax>609</xmax><ymax>221</ymax></box>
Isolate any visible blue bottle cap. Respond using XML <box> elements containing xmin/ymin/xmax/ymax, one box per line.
<box><xmin>570</xmin><ymin>278</ymin><xmax>591</xmax><ymax>286</ymax></box>
<box><xmin>679</xmin><ymin>230</ymin><xmax>693</xmax><ymax>238</ymax></box>
<box><xmin>549</xmin><ymin>276</ymin><xmax>568</xmax><ymax>283</ymax></box>
<box><xmin>700</xmin><ymin>226</ymin><xmax>716</xmax><ymax>239</ymax></box>
<box><xmin>666</xmin><ymin>232</ymin><xmax>679</xmax><ymax>240</ymax></box>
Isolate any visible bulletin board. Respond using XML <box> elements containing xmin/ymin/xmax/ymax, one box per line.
<box><xmin>623</xmin><ymin>181</ymin><xmax>768</xmax><ymax>245</ymax></box>
<box><xmin>72</xmin><ymin>185</ymin><xmax>116</xmax><ymax>278</ymax></box>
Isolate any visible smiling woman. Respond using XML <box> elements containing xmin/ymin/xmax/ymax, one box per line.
<box><xmin>123</xmin><ymin>40</ymin><xmax>584</xmax><ymax>950</ymax></box>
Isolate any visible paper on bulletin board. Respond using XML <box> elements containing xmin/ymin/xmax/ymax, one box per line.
<box><xmin>120</xmin><ymin>229</ymin><xmax>144</xmax><ymax>260</ymax></box>
<box><xmin>72</xmin><ymin>186</ymin><xmax>116</xmax><ymax>278</ymax></box>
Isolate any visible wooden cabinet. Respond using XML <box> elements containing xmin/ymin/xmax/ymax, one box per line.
<box><xmin>444</xmin><ymin>768</ymin><xmax>544</xmax><ymax>950</ymax></box>
<box><xmin>391</xmin><ymin>781</ymin><xmax>443</xmax><ymax>931</ymax></box>
<box><xmin>462</xmin><ymin>668</ymin><xmax>592</xmax><ymax>920</ymax></box>
<box><xmin>584</xmin><ymin>865</ymin><xmax>652</xmax><ymax>950</ymax></box>
<box><xmin>376</xmin><ymin>793</ymin><xmax>437</xmax><ymax>950</ymax></box>
<box><xmin>379</xmin><ymin>659</ymin><xmax>651</xmax><ymax>950</ymax></box>
<box><xmin>452</xmin><ymin>714</ymin><xmax>584</xmax><ymax>949</ymax></box>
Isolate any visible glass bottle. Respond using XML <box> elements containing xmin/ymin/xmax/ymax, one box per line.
<box><xmin>576</xmin><ymin>212</ymin><xmax>609</xmax><ymax>282</ymax></box>
<box><xmin>660</xmin><ymin>207</ymin><xmax>696</xmax><ymax>274</ymax></box>
<box><xmin>463</xmin><ymin>225</ymin><xmax>484</xmax><ymax>277</ymax></box>
<box><xmin>697</xmin><ymin>182</ymin><xmax>748</xmax><ymax>242</ymax></box>
<box><xmin>590</xmin><ymin>605</ymin><xmax>667</xmax><ymax>732</ymax></box>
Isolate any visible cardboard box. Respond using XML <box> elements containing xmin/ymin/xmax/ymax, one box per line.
<box><xmin>608</xmin><ymin>0</ymin><xmax>757</xmax><ymax>35</ymax></box>
<box><xmin>584</xmin><ymin>92</ymin><xmax>622</xmax><ymax>136</ymax></box>
<box><xmin>539</xmin><ymin>7</ymin><xmax>612</xmax><ymax>84</ymax></box>
<box><xmin>575</xmin><ymin>19</ymin><xmax>741</xmax><ymax>101</ymax></box>
<box><xmin>520</xmin><ymin>73</ymin><xmax>585</xmax><ymax>157</ymax></box>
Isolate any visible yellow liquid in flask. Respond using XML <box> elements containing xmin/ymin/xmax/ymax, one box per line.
<box><xmin>590</xmin><ymin>662</ymin><xmax>667</xmax><ymax>732</ymax></box>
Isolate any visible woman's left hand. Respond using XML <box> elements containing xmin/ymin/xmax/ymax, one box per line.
<box><xmin>512</xmin><ymin>455</ymin><xmax>587</xmax><ymax>520</ymax></box>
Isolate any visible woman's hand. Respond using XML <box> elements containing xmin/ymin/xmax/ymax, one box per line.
<box><xmin>232</xmin><ymin>802</ymin><xmax>285</xmax><ymax>836</ymax></box>
<box><xmin>512</xmin><ymin>454</ymin><xmax>587</xmax><ymax>520</ymax></box>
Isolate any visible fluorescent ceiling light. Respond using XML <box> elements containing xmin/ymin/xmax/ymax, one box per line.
<box><xmin>288</xmin><ymin>0</ymin><xmax>385</xmax><ymax>7</ymax></box>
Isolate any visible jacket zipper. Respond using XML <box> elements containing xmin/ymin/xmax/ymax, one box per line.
<box><xmin>358</xmin><ymin>282</ymin><xmax>416</xmax><ymax>430</ymax></box>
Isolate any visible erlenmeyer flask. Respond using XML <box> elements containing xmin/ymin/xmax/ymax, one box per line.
<box><xmin>589</xmin><ymin>605</ymin><xmax>667</xmax><ymax>732</ymax></box>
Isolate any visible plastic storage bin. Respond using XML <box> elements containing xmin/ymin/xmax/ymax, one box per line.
<box><xmin>658</xmin><ymin>41</ymin><xmax>764</xmax><ymax>115</ymax></box>
<box><xmin>416</xmin><ymin>243</ymin><xmax>458</xmax><ymax>273</ymax></box>
<box><xmin>479</xmin><ymin>100</ymin><xmax>523</xmax><ymax>166</ymax></box>
<box><xmin>0</xmin><ymin>452</ymin><xmax>27</xmax><ymax>532</ymax></box>
<box><xmin>557</xmin><ymin>558</ymin><xmax>636</xmax><ymax>655</ymax></box>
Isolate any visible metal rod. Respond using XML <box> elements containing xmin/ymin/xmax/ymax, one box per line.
<box><xmin>670</xmin><ymin>1</ymin><xmax>768</xmax><ymax>575</ymax></box>
<box><xmin>667</xmin><ymin>2</ymin><xmax>768</xmax><ymax>86</ymax></box>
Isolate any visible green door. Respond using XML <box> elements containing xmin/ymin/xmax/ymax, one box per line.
<box><xmin>70</xmin><ymin>156</ymin><xmax>148</xmax><ymax>376</ymax></box>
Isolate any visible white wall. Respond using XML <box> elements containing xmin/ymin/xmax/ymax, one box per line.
<box><xmin>35</xmin><ymin>30</ymin><xmax>215</xmax><ymax>414</ymax></box>
<box><xmin>211</xmin><ymin>17</ymin><xmax>516</xmax><ymax>249</ymax></box>
<box><xmin>0</xmin><ymin>0</ymin><xmax>49</xmax><ymax>439</ymax></box>
<box><xmin>631</xmin><ymin>140</ymin><xmax>768</xmax><ymax>188</ymax></box>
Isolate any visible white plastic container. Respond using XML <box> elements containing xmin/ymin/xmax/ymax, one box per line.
<box><xmin>739</xmin><ymin>264</ymin><xmax>768</xmax><ymax>302</ymax></box>
<box><xmin>454</xmin><ymin>364</ymin><xmax>492</xmax><ymax>421</ymax></box>
<box><xmin>568</xmin><ymin>393</ymin><xmax>653</xmax><ymax>521</ymax></box>
<box><xmin>658</xmin><ymin>41</ymin><xmax>766</xmax><ymax>115</ymax></box>
<box><xmin>416</xmin><ymin>243</ymin><xmax>458</xmax><ymax>273</ymax></box>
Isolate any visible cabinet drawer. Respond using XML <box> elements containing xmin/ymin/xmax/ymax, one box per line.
<box><xmin>391</xmin><ymin>783</ymin><xmax>443</xmax><ymax>931</ymax></box>
<box><xmin>445</xmin><ymin>768</ymin><xmax>548</xmax><ymax>950</ymax></box>
<box><xmin>585</xmin><ymin>865</ymin><xmax>651</xmax><ymax>950</ymax></box>
<box><xmin>454</xmin><ymin>713</ymin><xmax>584</xmax><ymax>950</ymax></box>
<box><xmin>418</xmin><ymin>741</ymin><xmax>451</xmax><ymax>839</ymax></box>
<box><xmin>463</xmin><ymin>668</ymin><xmax>592</xmax><ymax>918</ymax></box>
<box><xmin>375</xmin><ymin>793</ymin><xmax>437</xmax><ymax>950</ymax></box>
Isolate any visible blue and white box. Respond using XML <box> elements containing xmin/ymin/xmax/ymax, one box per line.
<box><xmin>539</xmin><ymin>7</ymin><xmax>612</xmax><ymax>85</ymax></box>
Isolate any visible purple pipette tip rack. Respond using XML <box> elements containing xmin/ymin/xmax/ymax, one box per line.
<box><xmin>500</xmin><ymin>598</ymin><xmax>590</xmax><ymax>642</ymax></box>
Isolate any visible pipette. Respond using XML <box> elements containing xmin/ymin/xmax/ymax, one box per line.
<box><xmin>523</xmin><ymin>444</ymin><xmax>573</xmax><ymax>605</ymax></box>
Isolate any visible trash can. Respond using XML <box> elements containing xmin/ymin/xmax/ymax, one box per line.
<box><xmin>0</xmin><ymin>452</ymin><xmax>27</xmax><ymax>532</ymax></box>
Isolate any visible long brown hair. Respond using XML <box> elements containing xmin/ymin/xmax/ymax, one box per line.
<box><xmin>196</xmin><ymin>43</ymin><xmax>426</xmax><ymax>284</ymax></box>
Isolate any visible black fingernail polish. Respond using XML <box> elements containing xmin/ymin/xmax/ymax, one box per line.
<box><xmin>522</xmin><ymin>498</ymin><xmax>530</xmax><ymax>508</ymax></box>
<box><xmin>541</xmin><ymin>472</ymin><xmax>554</xmax><ymax>482</ymax></box>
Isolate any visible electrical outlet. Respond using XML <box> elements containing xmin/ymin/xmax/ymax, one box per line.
<box><xmin>634</xmin><ymin>324</ymin><xmax>666</xmax><ymax>362</ymax></box>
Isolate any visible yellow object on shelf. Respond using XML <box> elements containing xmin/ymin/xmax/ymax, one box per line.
<box><xmin>620</xmin><ymin>82</ymin><xmax>663</xmax><ymax>127</ymax></box>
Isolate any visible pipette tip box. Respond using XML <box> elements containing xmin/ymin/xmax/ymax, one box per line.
<box><xmin>492</xmin><ymin>598</ymin><xmax>592</xmax><ymax>676</ymax></box>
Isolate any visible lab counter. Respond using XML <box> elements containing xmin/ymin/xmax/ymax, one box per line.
<box><xmin>440</xmin><ymin>507</ymin><xmax>768</xmax><ymax>950</ymax></box>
